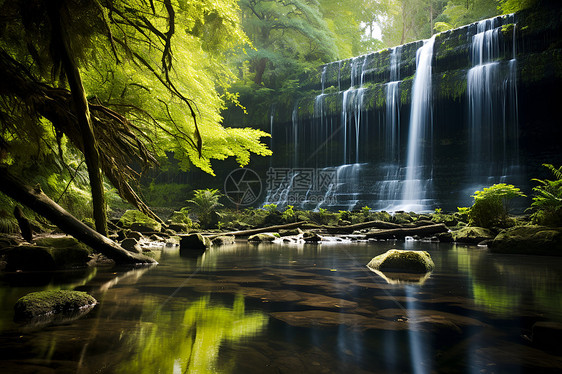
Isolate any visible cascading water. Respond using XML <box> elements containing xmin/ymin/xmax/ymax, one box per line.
<box><xmin>467</xmin><ymin>15</ymin><xmax>519</xmax><ymax>191</ymax></box>
<box><xmin>375</xmin><ymin>46</ymin><xmax>403</xmax><ymax>210</ymax></box>
<box><xmin>263</xmin><ymin>14</ymin><xmax>525</xmax><ymax>213</ymax></box>
<box><xmin>400</xmin><ymin>36</ymin><xmax>436</xmax><ymax>212</ymax></box>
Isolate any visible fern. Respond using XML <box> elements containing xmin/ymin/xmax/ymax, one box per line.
<box><xmin>530</xmin><ymin>164</ymin><xmax>562</xmax><ymax>226</ymax></box>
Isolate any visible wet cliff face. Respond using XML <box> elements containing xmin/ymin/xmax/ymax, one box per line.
<box><xmin>262</xmin><ymin>3</ymin><xmax>562</xmax><ymax>212</ymax></box>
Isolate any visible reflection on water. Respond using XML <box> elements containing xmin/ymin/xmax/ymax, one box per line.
<box><xmin>0</xmin><ymin>241</ymin><xmax>561</xmax><ymax>373</ymax></box>
<box><xmin>114</xmin><ymin>294</ymin><xmax>267</xmax><ymax>374</ymax></box>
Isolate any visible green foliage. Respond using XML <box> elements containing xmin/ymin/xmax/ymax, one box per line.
<box><xmin>468</xmin><ymin>183</ymin><xmax>526</xmax><ymax>228</ymax></box>
<box><xmin>499</xmin><ymin>0</ymin><xmax>537</xmax><ymax>13</ymax></box>
<box><xmin>118</xmin><ymin>210</ymin><xmax>161</xmax><ymax>231</ymax></box>
<box><xmin>529</xmin><ymin>164</ymin><xmax>562</xmax><ymax>226</ymax></box>
<box><xmin>262</xmin><ymin>204</ymin><xmax>278</xmax><ymax>213</ymax></box>
<box><xmin>170</xmin><ymin>208</ymin><xmax>193</xmax><ymax>228</ymax></box>
<box><xmin>338</xmin><ymin>210</ymin><xmax>353</xmax><ymax>222</ymax></box>
<box><xmin>186</xmin><ymin>189</ymin><xmax>224</xmax><ymax>228</ymax></box>
<box><xmin>142</xmin><ymin>183</ymin><xmax>192</xmax><ymax>208</ymax></box>
<box><xmin>0</xmin><ymin>209</ymin><xmax>18</xmax><ymax>233</ymax></box>
<box><xmin>282</xmin><ymin>205</ymin><xmax>296</xmax><ymax>223</ymax></box>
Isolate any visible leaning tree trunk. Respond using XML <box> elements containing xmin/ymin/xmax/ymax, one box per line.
<box><xmin>47</xmin><ymin>2</ymin><xmax>107</xmax><ymax>236</ymax></box>
<box><xmin>0</xmin><ymin>167</ymin><xmax>156</xmax><ymax>264</ymax></box>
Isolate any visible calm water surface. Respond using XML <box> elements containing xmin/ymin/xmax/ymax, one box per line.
<box><xmin>1</xmin><ymin>240</ymin><xmax>562</xmax><ymax>373</ymax></box>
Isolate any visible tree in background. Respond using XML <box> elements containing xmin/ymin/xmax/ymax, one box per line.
<box><xmin>0</xmin><ymin>0</ymin><xmax>271</xmax><ymax>232</ymax></box>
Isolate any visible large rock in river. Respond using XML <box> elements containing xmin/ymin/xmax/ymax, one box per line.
<box><xmin>14</xmin><ymin>290</ymin><xmax>97</xmax><ymax>324</ymax></box>
<box><xmin>248</xmin><ymin>233</ymin><xmax>279</xmax><ymax>243</ymax></box>
<box><xmin>367</xmin><ymin>249</ymin><xmax>435</xmax><ymax>273</ymax></box>
<box><xmin>179</xmin><ymin>233</ymin><xmax>211</xmax><ymax>250</ymax></box>
<box><xmin>489</xmin><ymin>225</ymin><xmax>562</xmax><ymax>256</ymax></box>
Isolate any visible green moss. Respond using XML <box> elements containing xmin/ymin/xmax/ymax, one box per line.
<box><xmin>489</xmin><ymin>225</ymin><xmax>562</xmax><ymax>255</ymax></box>
<box><xmin>118</xmin><ymin>210</ymin><xmax>162</xmax><ymax>232</ymax></box>
<box><xmin>14</xmin><ymin>290</ymin><xmax>97</xmax><ymax>319</ymax></box>
<box><xmin>452</xmin><ymin>226</ymin><xmax>495</xmax><ymax>244</ymax></box>
<box><xmin>367</xmin><ymin>249</ymin><xmax>435</xmax><ymax>273</ymax></box>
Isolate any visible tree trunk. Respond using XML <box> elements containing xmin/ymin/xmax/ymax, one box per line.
<box><xmin>0</xmin><ymin>167</ymin><xmax>156</xmax><ymax>264</ymax></box>
<box><xmin>365</xmin><ymin>223</ymin><xmax>448</xmax><ymax>240</ymax></box>
<box><xmin>47</xmin><ymin>2</ymin><xmax>108</xmax><ymax>236</ymax></box>
<box><xmin>253</xmin><ymin>57</ymin><xmax>268</xmax><ymax>85</ymax></box>
<box><xmin>210</xmin><ymin>221</ymin><xmax>314</xmax><ymax>238</ymax></box>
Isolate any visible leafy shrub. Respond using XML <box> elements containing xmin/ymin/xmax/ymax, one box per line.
<box><xmin>468</xmin><ymin>183</ymin><xmax>526</xmax><ymax>228</ymax></box>
<box><xmin>170</xmin><ymin>208</ymin><xmax>193</xmax><ymax>227</ymax></box>
<box><xmin>282</xmin><ymin>205</ymin><xmax>296</xmax><ymax>223</ymax></box>
<box><xmin>529</xmin><ymin>164</ymin><xmax>562</xmax><ymax>226</ymax></box>
<box><xmin>186</xmin><ymin>189</ymin><xmax>223</xmax><ymax>229</ymax></box>
<box><xmin>338</xmin><ymin>210</ymin><xmax>352</xmax><ymax>222</ymax></box>
<box><xmin>262</xmin><ymin>203</ymin><xmax>278</xmax><ymax>213</ymax></box>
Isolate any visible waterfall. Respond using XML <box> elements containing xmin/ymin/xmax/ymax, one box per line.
<box><xmin>374</xmin><ymin>46</ymin><xmax>402</xmax><ymax>210</ymax></box>
<box><xmin>341</xmin><ymin>56</ymin><xmax>367</xmax><ymax>164</ymax></box>
<box><xmin>400</xmin><ymin>36</ymin><xmax>436</xmax><ymax>212</ymax></box>
<box><xmin>262</xmin><ymin>13</ymin><xmax>525</xmax><ymax>213</ymax></box>
<box><xmin>467</xmin><ymin>15</ymin><xmax>519</xmax><ymax>189</ymax></box>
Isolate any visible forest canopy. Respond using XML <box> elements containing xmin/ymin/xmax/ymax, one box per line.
<box><xmin>0</xmin><ymin>0</ymin><xmax>272</xmax><ymax>231</ymax></box>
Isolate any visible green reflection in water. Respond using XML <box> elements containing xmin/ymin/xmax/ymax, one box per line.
<box><xmin>115</xmin><ymin>293</ymin><xmax>268</xmax><ymax>374</ymax></box>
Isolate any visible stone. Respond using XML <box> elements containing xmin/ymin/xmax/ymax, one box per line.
<box><xmin>489</xmin><ymin>225</ymin><xmax>562</xmax><ymax>255</ymax></box>
<box><xmin>303</xmin><ymin>231</ymin><xmax>322</xmax><ymax>242</ymax></box>
<box><xmin>130</xmin><ymin>222</ymin><xmax>161</xmax><ymax>233</ymax></box>
<box><xmin>367</xmin><ymin>249</ymin><xmax>435</xmax><ymax>274</ymax></box>
<box><xmin>179</xmin><ymin>233</ymin><xmax>211</xmax><ymax>250</ymax></box>
<box><xmin>4</xmin><ymin>245</ymin><xmax>57</xmax><ymax>271</ymax></box>
<box><xmin>452</xmin><ymin>226</ymin><xmax>495</xmax><ymax>244</ymax></box>
<box><xmin>436</xmin><ymin>231</ymin><xmax>454</xmax><ymax>242</ymax></box>
<box><xmin>211</xmin><ymin>235</ymin><xmax>235</xmax><ymax>245</ymax></box>
<box><xmin>14</xmin><ymin>290</ymin><xmax>97</xmax><ymax>322</ymax></box>
<box><xmin>392</xmin><ymin>212</ymin><xmax>414</xmax><ymax>224</ymax></box>
<box><xmin>278</xmin><ymin>228</ymin><xmax>302</xmax><ymax>236</ymax></box>
<box><xmin>120</xmin><ymin>238</ymin><xmax>142</xmax><ymax>253</ymax></box>
<box><xmin>248</xmin><ymin>233</ymin><xmax>279</xmax><ymax>243</ymax></box>
<box><xmin>50</xmin><ymin>246</ymin><xmax>91</xmax><ymax>268</ymax></box>
<box><xmin>126</xmin><ymin>231</ymin><xmax>143</xmax><ymax>240</ymax></box>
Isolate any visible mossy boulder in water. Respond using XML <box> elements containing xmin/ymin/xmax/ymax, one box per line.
<box><xmin>211</xmin><ymin>235</ymin><xmax>235</xmax><ymax>245</ymax></box>
<box><xmin>14</xmin><ymin>290</ymin><xmax>96</xmax><ymax>323</ymax></box>
<box><xmin>179</xmin><ymin>233</ymin><xmax>211</xmax><ymax>250</ymax></box>
<box><xmin>489</xmin><ymin>225</ymin><xmax>562</xmax><ymax>255</ymax></box>
<box><xmin>452</xmin><ymin>226</ymin><xmax>495</xmax><ymax>244</ymax></box>
<box><xmin>367</xmin><ymin>249</ymin><xmax>435</xmax><ymax>273</ymax></box>
<box><xmin>248</xmin><ymin>233</ymin><xmax>279</xmax><ymax>243</ymax></box>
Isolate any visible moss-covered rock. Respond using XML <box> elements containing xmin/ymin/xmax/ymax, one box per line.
<box><xmin>118</xmin><ymin>210</ymin><xmax>161</xmax><ymax>232</ymax></box>
<box><xmin>120</xmin><ymin>238</ymin><xmax>142</xmax><ymax>253</ymax></box>
<box><xmin>179</xmin><ymin>233</ymin><xmax>211</xmax><ymax>250</ymax></box>
<box><xmin>14</xmin><ymin>290</ymin><xmax>97</xmax><ymax>321</ymax></box>
<box><xmin>367</xmin><ymin>249</ymin><xmax>435</xmax><ymax>273</ymax></box>
<box><xmin>4</xmin><ymin>245</ymin><xmax>57</xmax><ymax>271</ymax></box>
<box><xmin>34</xmin><ymin>236</ymin><xmax>91</xmax><ymax>268</ymax></box>
<box><xmin>248</xmin><ymin>233</ymin><xmax>279</xmax><ymax>243</ymax></box>
<box><xmin>211</xmin><ymin>235</ymin><xmax>235</xmax><ymax>245</ymax></box>
<box><xmin>392</xmin><ymin>212</ymin><xmax>414</xmax><ymax>224</ymax></box>
<box><xmin>303</xmin><ymin>231</ymin><xmax>322</xmax><ymax>242</ymax></box>
<box><xmin>489</xmin><ymin>225</ymin><xmax>562</xmax><ymax>255</ymax></box>
<box><xmin>452</xmin><ymin>226</ymin><xmax>495</xmax><ymax>244</ymax></box>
